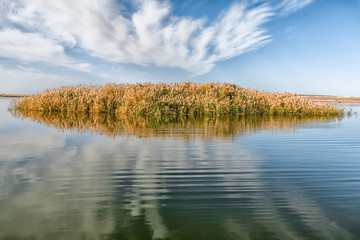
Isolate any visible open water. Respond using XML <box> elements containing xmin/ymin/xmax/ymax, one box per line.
<box><xmin>0</xmin><ymin>97</ymin><xmax>359</xmax><ymax>240</ymax></box>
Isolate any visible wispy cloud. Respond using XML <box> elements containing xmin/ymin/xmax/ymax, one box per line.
<box><xmin>0</xmin><ymin>0</ymin><xmax>314</xmax><ymax>76</ymax></box>
<box><xmin>0</xmin><ymin>29</ymin><xmax>92</xmax><ymax>72</ymax></box>
<box><xmin>277</xmin><ymin>0</ymin><xmax>314</xmax><ymax>16</ymax></box>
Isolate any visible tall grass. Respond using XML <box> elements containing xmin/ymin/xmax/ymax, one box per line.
<box><xmin>11</xmin><ymin>82</ymin><xmax>343</xmax><ymax>118</ymax></box>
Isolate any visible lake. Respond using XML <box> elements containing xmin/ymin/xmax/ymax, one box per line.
<box><xmin>1</xmin><ymin>97</ymin><xmax>359</xmax><ymax>240</ymax></box>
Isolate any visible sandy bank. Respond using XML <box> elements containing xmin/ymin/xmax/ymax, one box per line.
<box><xmin>299</xmin><ymin>95</ymin><xmax>360</xmax><ymax>103</ymax></box>
<box><xmin>0</xmin><ymin>94</ymin><xmax>31</xmax><ymax>97</ymax></box>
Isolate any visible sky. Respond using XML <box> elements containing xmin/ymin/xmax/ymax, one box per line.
<box><xmin>0</xmin><ymin>0</ymin><xmax>359</xmax><ymax>95</ymax></box>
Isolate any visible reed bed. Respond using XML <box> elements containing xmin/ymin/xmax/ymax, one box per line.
<box><xmin>11</xmin><ymin>82</ymin><xmax>343</xmax><ymax>118</ymax></box>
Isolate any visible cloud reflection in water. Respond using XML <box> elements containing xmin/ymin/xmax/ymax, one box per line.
<box><xmin>0</xmin><ymin>100</ymin><xmax>357</xmax><ymax>239</ymax></box>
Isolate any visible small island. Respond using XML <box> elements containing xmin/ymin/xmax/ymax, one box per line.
<box><xmin>11</xmin><ymin>82</ymin><xmax>343</xmax><ymax>118</ymax></box>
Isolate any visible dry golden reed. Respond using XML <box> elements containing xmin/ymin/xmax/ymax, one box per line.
<box><xmin>11</xmin><ymin>82</ymin><xmax>343</xmax><ymax>118</ymax></box>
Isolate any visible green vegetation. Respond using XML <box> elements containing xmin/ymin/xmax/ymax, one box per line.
<box><xmin>11</xmin><ymin>82</ymin><xmax>343</xmax><ymax>118</ymax></box>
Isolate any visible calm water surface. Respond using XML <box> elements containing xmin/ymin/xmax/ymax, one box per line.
<box><xmin>0</xmin><ymin>97</ymin><xmax>360</xmax><ymax>240</ymax></box>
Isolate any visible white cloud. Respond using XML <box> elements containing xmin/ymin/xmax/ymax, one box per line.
<box><xmin>0</xmin><ymin>29</ymin><xmax>92</xmax><ymax>72</ymax></box>
<box><xmin>0</xmin><ymin>0</ymin><xmax>274</xmax><ymax>76</ymax></box>
<box><xmin>277</xmin><ymin>0</ymin><xmax>314</xmax><ymax>16</ymax></box>
<box><xmin>0</xmin><ymin>0</ymin><xmax>314</xmax><ymax>76</ymax></box>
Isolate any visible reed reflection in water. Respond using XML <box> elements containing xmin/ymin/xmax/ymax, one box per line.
<box><xmin>1</xmin><ymin>99</ymin><xmax>359</xmax><ymax>240</ymax></box>
<box><xmin>11</xmin><ymin>109</ymin><xmax>341</xmax><ymax>141</ymax></box>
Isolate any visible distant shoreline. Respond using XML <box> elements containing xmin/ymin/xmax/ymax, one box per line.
<box><xmin>0</xmin><ymin>94</ymin><xmax>31</xmax><ymax>97</ymax></box>
<box><xmin>299</xmin><ymin>95</ymin><xmax>360</xmax><ymax>103</ymax></box>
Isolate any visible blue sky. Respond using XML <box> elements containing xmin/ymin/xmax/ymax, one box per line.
<box><xmin>0</xmin><ymin>0</ymin><xmax>359</xmax><ymax>95</ymax></box>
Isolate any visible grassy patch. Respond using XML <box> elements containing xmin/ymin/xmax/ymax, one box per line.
<box><xmin>11</xmin><ymin>82</ymin><xmax>343</xmax><ymax>118</ymax></box>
